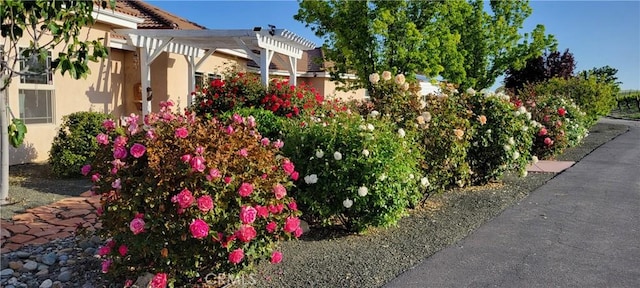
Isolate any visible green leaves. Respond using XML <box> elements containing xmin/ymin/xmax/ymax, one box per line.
<box><xmin>8</xmin><ymin>118</ymin><xmax>27</xmax><ymax>148</ymax></box>
<box><xmin>295</xmin><ymin>0</ymin><xmax>556</xmax><ymax>90</ymax></box>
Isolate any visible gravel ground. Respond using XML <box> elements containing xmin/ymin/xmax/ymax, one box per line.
<box><xmin>1</xmin><ymin>120</ymin><xmax>630</xmax><ymax>287</ymax></box>
<box><xmin>3</xmin><ymin>164</ymin><xmax>91</xmax><ymax>220</ymax></box>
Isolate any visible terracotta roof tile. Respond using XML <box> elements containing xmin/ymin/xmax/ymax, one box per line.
<box><xmin>114</xmin><ymin>0</ymin><xmax>206</xmax><ymax>30</ymax></box>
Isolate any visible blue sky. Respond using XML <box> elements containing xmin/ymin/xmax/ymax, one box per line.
<box><xmin>148</xmin><ymin>0</ymin><xmax>640</xmax><ymax>90</ymax></box>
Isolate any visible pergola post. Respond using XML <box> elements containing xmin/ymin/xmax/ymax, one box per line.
<box><xmin>139</xmin><ymin>48</ymin><xmax>151</xmax><ymax>117</ymax></box>
<box><xmin>260</xmin><ymin>49</ymin><xmax>274</xmax><ymax>87</ymax></box>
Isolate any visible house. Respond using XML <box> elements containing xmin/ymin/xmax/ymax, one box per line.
<box><xmin>6</xmin><ymin>0</ymin><xmax>366</xmax><ymax>165</ymax></box>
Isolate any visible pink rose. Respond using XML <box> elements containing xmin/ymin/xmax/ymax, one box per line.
<box><xmin>284</xmin><ymin>217</ymin><xmax>300</xmax><ymax>233</ymax></box>
<box><xmin>544</xmin><ymin>137</ymin><xmax>554</xmax><ymax>146</ymax></box>
<box><xmin>282</xmin><ymin>160</ymin><xmax>295</xmax><ymax>175</ymax></box>
<box><xmin>235</xmin><ymin>224</ymin><xmax>256</xmax><ymax>242</ymax></box>
<box><xmin>197</xmin><ymin>195</ymin><xmax>214</xmax><ymax>213</ymax></box>
<box><xmin>124</xmin><ymin>280</ymin><xmax>134</xmax><ymax>287</ymax></box>
<box><xmin>113</xmin><ymin>146</ymin><xmax>128</xmax><ymax>159</ymax></box>
<box><xmin>190</xmin><ymin>218</ymin><xmax>210</xmax><ymax>239</ymax></box>
<box><xmin>255</xmin><ymin>205</ymin><xmax>269</xmax><ymax>218</ymax></box>
<box><xmin>91</xmin><ymin>173</ymin><xmax>101</xmax><ymax>182</ymax></box>
<box><xmin>81</xmin><ymin>164</ymin><xmax>92</xmax><ymax>176</ymax></box>
<box><xmin>271</xmin><ymin>251</ymin><xmax>283</xmax><ymax>264</ymax></box>
<box><xmin>238</xmin><ymin>182</ymin><xmax>253</xmax><ymax>197</ymax></box>
<box><xmin>538</xmin><ymin>127</ymin><xmax>548</xmax><ymax>136</ymax></box>
<box><xmin>181</xmin><ymin>154</ymin><xmax>192</xmax><ymax>163</ymax></box>
<box><xmin>129</xmin><ymin>143</ymin><xmax>146</xmax><ymax>158</ymax></box>
<box><xmin>268</xmin><ymin>204</ymin><xmax>284</xmax><ymax>214</ymax></box>
<box><xmin>101</xmin><ymin>259</ymin><xmax>112</xmax><ymax>273</ymax></box>
<box><xmin>273</xmin><ymin>139</ymin><xmax>284</xmax><ymax>149</ymax></box>
<box><xmin>238</xmin><ymin>148</ymin><xmax>249</xmax><ymax>157</ymax></box>
<box><xmin>146</xmin><ymin>130</ymin><xmax>156</xmax><ymax>140</ymax></box>
<box><xmin>114</xmin><ymin>136</ymin><xmax>128</xmax><ymax>147</ymax></box>
<box><xmin>225</xmin><ymin>125</ymin><xmax>235</xmax><ymax>135</ymax></box>
<box><xmin>273</xmin><ymin>184</ymin><xmax>287</xmax><ymax>200</ymax></box>
<box><xmin>232</xmin><ymin>113</ymin><xmax>244</xmax><ymax>124</ymax></box>
<box><xmin>171</xmin><ymin>188</ymin><xmax>194</xmax><ymax>209</ymax></box>
<box><xmin>261</xmin><ymin>173</ymin><xmax>268</xmax><ymax>179</ymax></box>
<box><xmin>261</xmin><ymin>138</ymin><xmax>270</xmax><ymax>146</ymax></box>
<box><xmin>118</xmin><ymin>244</ymin><xmax>128</xmax><ymax>256</ymax></box>
<box><xmin>102</xmin><ymin>119</ymin><xmax>115</xmax><ymax>131</ymax></box>
<box><xmin>190</xmin><ymin>156</ymin><xmax>206</xmax><ymax>172</ymax></box>
<box><xmin>195</xmin><ymin>146</ymin><xmax>205</xmax><ymax>155</ymax></box>
<box><xmin>239</xmin><ymin>206</ymin><xmax>257</xmax><ymax>224</ymax></box>
<box><xmin>228</xmin><ymin>248</ymin><xmax>244</xmax><ymax>264</ymax></box>
<box><xmin>111</xmin><ymin>178</ymin><xmax>121</xmax><ymax>189</ymax></box>
<box><xmin>543</xmin><ymin>115</ymin><xmax>550</xmax><ymax>123</ymax></box>
<box><xmin>175</xmin><ymin>127</ymin><xmax>189</xmax><ymax>139</ymax></box>
<box><xmin>97</xmin><ymin>245</ymin><xmax>111</xmax><ymax>256</ymax></box>
<box><xmin>105</xmin><ymin>239</ymin><xmax>116</xmax><ymax>248</ymax></box>
<box><xmin>224</xmin><ymin>176</ymin><xmax>233</xmax><ymax>184</ymax></box>
<box><xmin>96</xmin><ymin>133</ymin><xmax>109</xmax><ymax>145</ymax></box>
<box><xmin>266</xmin><ymin>221</ymin><xmax>277</xmax><ymax>233</ymax></box>
<box><xmin>291</xmin><ymin>171</ymin><xmax>299</xmax><ymax>181</ymax></box>
<box><xmin>295</xmin><ymin>227</ymin><xmax>303</xmax><ymax>238</ymax></box>
<box><xmin>129</xmin><ymin>218</ymin><xmax>145</xmax><ymax>235</ymax></box>
<box><xmin>247</xmin><ymin>116</ymin><xmax>256</xmax><ymax>128</ymax></box>
<box><xmin>149</xmin><ymin>273</ymin><xmax>168</xmax><ymax>288</ymax></box>
<box><xmin>288</xmin><ymin>201</ymin><xmax>298</xmax><ymax>211</ymax></box>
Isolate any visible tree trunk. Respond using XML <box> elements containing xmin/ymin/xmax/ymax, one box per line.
<box><xmin>1</xmin><ymin>76</ymin><xmax>9</xmax><ymax>205</ymax></box>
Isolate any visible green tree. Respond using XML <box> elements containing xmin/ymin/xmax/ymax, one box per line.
<box><xmin>1</xmin><ymin>0</ymin><xmax>113</xmax><ymax>204</ymax></box>
<box><xmin>295</xmin><ymin>0</ymin><xmax>555</xmax><ymax>90</ymax></box>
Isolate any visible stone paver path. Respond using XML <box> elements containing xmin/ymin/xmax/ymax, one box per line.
<box><xmin>0</xmin><ymin>191</ymin><xmax>100</xmax><ymax>254</ymax></box>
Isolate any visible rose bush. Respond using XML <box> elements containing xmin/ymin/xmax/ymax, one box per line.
<box><xmin>85</xmin><ymin>102</ymin><xmax>302</xmax><ymax>286</ymax></box>
<box><xmin>282</xmin><ymin>110</ymin><xmax>424</xmax><ymax>232</ymax></box>
<box><xmin>416</xmin><ymin>88</ymin><xmax>474</xmax><ymax>194</ymax></box>
<box><xmin>190</xmin><ymin>72</ymin><xmax>324</xmax><ymax>119</ymax></box>
<box><xmin>466</xmin><ymin>89</ymin><xmax>535</xmax><ymax>183</ymax></box>
<box><xmin>514</xmin><ymin>87</ymin><xmax>589</xmax><ymax>159</ymax></box>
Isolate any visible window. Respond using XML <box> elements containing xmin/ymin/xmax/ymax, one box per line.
<box><xmin>195</xmin><ymin>72</ymin><xmax>205</xmax><ymax>88</ymax></box>
<box><xmin>19</xmin><ymin>89</ymin><xmax>54</xmax><ymax>124</ymax></box>
<box><xmin>19</xmin><ymin>50</ymin><xmax>53</xmax><ymax>84</ymax></box>
<box><xmin>17</xmin><ymin>48</ymin><xmax>55</xmax><ymax>124</ymax></box>
<box><xmin>194</xmin><ymin>72</ymin><xmax>223</xmax><ymax>89</ymax></box>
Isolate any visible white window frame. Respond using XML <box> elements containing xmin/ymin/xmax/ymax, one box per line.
<box><xmin>17</xmin><ymin>47</ymin><xmax>55</xmax><ymax>124</ymax></box>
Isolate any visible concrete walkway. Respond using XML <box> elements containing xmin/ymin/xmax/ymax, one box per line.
<box><xmin>385</xmin><ymin>118</ymin><xmax>640</xmax><ymax>287</ymax></box>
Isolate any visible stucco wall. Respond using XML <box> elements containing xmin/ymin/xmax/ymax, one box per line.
<box><xmin>7</xmin><ymin>23</ymin><xmax>116</xmax><ymax>164</ymax></box>
<box><xmin>7</xmin><ymin>24</ymin><xmax>247</xmax><ymax>165</ymax></box>
<box><xmin>299</xmin><ymin>77</ymin><xmax>367</xmax><ymax>101</ymax></box>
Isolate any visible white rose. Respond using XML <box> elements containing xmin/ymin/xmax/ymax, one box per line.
<box><xmin>362</xmin><ymin>149</ymin><xmax>370</xmax><ymax>157</ymax></box>
<box><xmin>421</xmin><ymin>177</ymin><xmax>430</xmax><ymax>187</ymax></box>
<box><xmin>334</xmin><ymin>151</ymin><xmax>343</xmax><ymax>161</ymax></box>
<box><xmin>315</xmin><ymin>150</ymin><xmax>324</xmax><ymax>158</ymax></box>
<box><xmin>343</xmin><ymin>198</ymin><xmax>353</xmax><ymax>208</ymax></box>
<box><xmin>357</xmin><ymin>186</ymin><xmax>368</xmax><ymax>197</ymax></box>
<box><xmin>398</xmin><ymin>128</ymin><xmax>406</xmax><ymax>138</ymax></box>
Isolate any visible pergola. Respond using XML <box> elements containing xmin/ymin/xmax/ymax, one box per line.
<box><xmin>114</xmin><ymin>28</ymin><xmax>316</xmax><ymax>116</ymax></box>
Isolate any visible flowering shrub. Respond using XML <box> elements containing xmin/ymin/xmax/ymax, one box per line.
<box><xmin>466</xmin><ymin>89</ymin><xmax>535</xmax><ymax>183</ymax></box>
<box><xmin>191</xmin><ymin>72</ymin><xmax>265</xmax><ymax>117</ymax></box>
<box><xmin>514</xmin><ymin>88</ymin><xmax>589</xmax><ymax>159</ymax></box>
<box><xmin>85</xmin><ymin>102</ymin><xmax>302</xmax><ymax>286</ymax></box>
<box><xmin>366</xmin><ymin>71</ymin><xmax>423</xmax><ymax>128</ymax></box>
<box><xmin>416</xmin><ymin>91</ymin><xmax>473</xmax><ymax>193</ymax></box>
<box><xmin>220</xmin><ymin>107</ymin><xmax>289</xmax><ymax>141</ymax></box>
<box><xmin>282</xmin><ymin>111</ymin><xmax>423</xmax><ymax>232</ymax></box>
<box><xmin>190</xmin><ymin>72</ymin><xmax>324</xmax><ymax>118</ymax></box>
